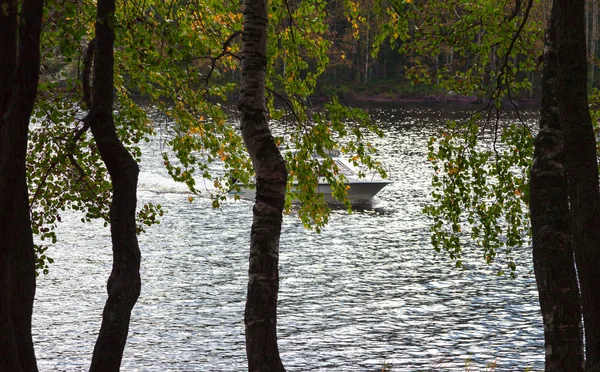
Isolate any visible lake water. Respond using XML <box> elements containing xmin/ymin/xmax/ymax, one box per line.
<box><xmin>32</xmin><ymin>104</ymin><xmax>544</xmax><ymax>371</ymax></box>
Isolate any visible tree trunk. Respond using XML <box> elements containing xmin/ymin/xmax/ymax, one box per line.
<box><xmin>239</xmin><ymin>0</ymin><xmax>287</xmax><ymax>370</ymax></box>
<box><xmin>586</xmin><ymin>0</ymin><xmax>590</xmax><ymax>60</ymax></box>
<box><xmin>0</xmin><ymin>0</ymin><xmax>17</xmax><ymax>115</ymax></box>
<box><xmin>88</xmin><ymin>0</ymin><xmax>141</xmax><ymax>369</ymax></box>
<box><xmin>556</xmin><ymin>0</ymin><xmax>600</xmax><ymax>369</ymax></box>
<box><xmin>591</xmin><ymin>0</ymin><xmax>597</xmax><ymax>85</ymax></box>
<box><xmin>530</xmin><ymin>6</ymin><xmax>584</xmax><ymax>370</ymax></box>
<box><xmin>365</xmin><ymin>13</ymin><xmax>369</xmax><ymax>84</ymax></box>
<box><xmin>530</xmin><ymin>71</ymin><xmax>534</xmax><ymax>98</ymax></box>
<box><xmin>0</xmin><ymin>0</ymin><xmax>43</xmax><ymax>370</ymax></box>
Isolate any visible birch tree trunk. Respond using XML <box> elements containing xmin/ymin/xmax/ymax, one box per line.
<box><xmin>530</xmin><ymin>6</ymin><xmax>584</xmax><ymax>370</ymax></box>
<box><xmin>239</xmin><ymin>0</ymin><xmax>287</xmax><ymax>370</ymax></box>
<box><xmin>556</xmin><ymin>0</ymin><xmax>600</xmax><ymax>369</ymax></box>
<box><xmin>88</xmin><ymin>0</ymin><xmax>142</xmax><ymax>369</ymax></box>
<box><xmin>0</xmin><ymin>0</ymin><xmax>44</xmax><ymax>370</ymax></box>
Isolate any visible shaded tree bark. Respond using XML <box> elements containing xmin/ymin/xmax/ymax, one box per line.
<box><xmin>556</xmin><ymin>0</ymin><xmax>600</xmax><ymax>370</ymax></box>
<box><xmin>87</xmin><ymin>0</ymin><xmax>142</xmax><ymax>369</ymax></box>
<box><xmin>239</xmin><ymin>0</ymin><xmax>287</xmax><ymax>370</ymax></box>
<box><xmin>530</xmin><ymin>5</ymin><xmax>584</xmax><ymax>370</ymax></box>
<box><xmin>593</xmin><ymin>0</ymin><xmax>598</xmax><ymax>86</ymax></box>
<box><xmin>0</xmin><ymin>0</ymin><xmax>44</xmax><ymax>370</ymax></box>
<box><xmin>0</xmin><ymin>0</ymin><xmax>17</xmax><ymax>115</ymax></box>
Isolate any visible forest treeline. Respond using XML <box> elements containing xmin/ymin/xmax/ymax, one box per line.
<box><xmin>40</xmin><ymin>0</ymin><xmax>600</xmax><ymax>101</ymax></box>
<box><xmin>313</xmin><ymin>0</ymin><xmax>599</xmax><ymax>100</ymax></box>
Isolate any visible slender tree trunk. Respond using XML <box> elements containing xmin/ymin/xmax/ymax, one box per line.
<box><xmin>87</xmin><ymin>0</ymin><xmax>141</xmax><ymax>369</ymax></box>
<box><xmin>0</xmin><ymin>0</ymin><xmax>43</xmax><ymax>370</ymax></box>
<box><xmin>556</xmin><ymin>0</ymin><xmax>600</xmax><ymax>370</ymax></box>
<box><xmin>334</xmin><ymin>64</ymin><xmax>337</xmax><ymax>83</ymax></box>
<box><xmin>239</xmin><ymin>0</ymin><xmax>287</xmax><ymax>370</ymax></box>
<box><xmin>434</xmin><ymin>53</ymin><xmax>438</xmax><ymax>85</ymax></box>
<box><xmin>365</xmin><ymin>13</ymin><xmax>369</xmax><ymax>84</ymax></box>
<box><xmin>530</xmin><ymin>6</ymin><xmax>585</xmax><ymax>371</ymax></box>
<box><xmin>529</xmin><ymin>71</ymin><xmax>534</xmax><ymax>98</ymax></box>
<box><xmin>591</xmin><ymin>0</ymin><xmax>597</xmax><ymax>85</ymax></box>
<box><xmin>355</xmin><ymin>41</ymin><xmax>360</xmax><ymax>83</ymax></box>
<box><xmin>586</xmin><ymin>0</ymin><xmax>590</xmax><ymax>60</ymax></box>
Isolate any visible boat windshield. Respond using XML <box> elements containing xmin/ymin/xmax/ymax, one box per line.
<box><xmin>335</xmin><ymin>159</ymin><xmax>356</xmax><ymax>177</ymax></box>
<box><xmin>313</xmin><ymin>149</ymin><xmax>342</xmax><ymax>159</ymax></box>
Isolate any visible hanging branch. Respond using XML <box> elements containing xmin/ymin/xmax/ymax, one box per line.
<box><xmin>193</xmin><ymin>30</ymin><xmax>242</xmax><ymax>90</ymax></box>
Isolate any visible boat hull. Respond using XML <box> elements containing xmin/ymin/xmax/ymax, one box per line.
<box><xmin>229</xmin><ymin>180</ymin><xmax>392</xmax><ymax>204</ymax></box>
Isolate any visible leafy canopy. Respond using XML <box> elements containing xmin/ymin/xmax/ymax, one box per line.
<box><xmin>31</xmin><ymin>0</ymin><xmax>390</xmax><ymax>271</ymax></box>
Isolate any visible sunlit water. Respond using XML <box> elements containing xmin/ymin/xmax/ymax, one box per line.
<box><xmin>32</xmin><ymin>104</ymin><xmax>544</xmax><ymax>371</ymax></box>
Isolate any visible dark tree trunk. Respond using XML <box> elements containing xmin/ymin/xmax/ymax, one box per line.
<box><xmin>87</xmin><ymin>0</ymin><xmax>141</xmax><ymax>370</ymax></box>
<box><xmin>0</xmin><ymin>0</ymin><xmax>17</xmax><ymax>115</ymax></box>
<box><xmin>530</xmin><ymin>5</ymin><xmax>584</xmax><ymax>371</ymax></box>
<box><xmin>556</xmin><ymin>1</ymin><xmax>600</xmax><ymax>370</ymax></box>
<box><xmin>0</xmin><ymin>0</ymin><xmax>44</xmax><ymax>370</ymax></box>
<box><xmin>239</xmin><ymin>0</ymin><xmax>287</xmax><ymax>371</ymax></box>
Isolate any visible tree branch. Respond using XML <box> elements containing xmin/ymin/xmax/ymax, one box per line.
<box><xmin>194</xmin><ymin>30</ymin><xmax>242</xmax><ymax>90</ymax></box>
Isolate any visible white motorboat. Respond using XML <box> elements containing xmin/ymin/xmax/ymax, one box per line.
<box><xmin>228</xmin><ymin>151</ymin><xmax>392</xmax><ymax>203</ymax></box>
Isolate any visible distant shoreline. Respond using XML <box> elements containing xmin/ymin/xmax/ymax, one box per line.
<box><xmin>337</xmin><ymin>92</ymin><xmax>541</xmax><ymax>107</ymax></box>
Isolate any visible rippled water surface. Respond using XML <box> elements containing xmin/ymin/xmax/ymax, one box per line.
<box><xmin>32</xmin><ymin>104</ymin><xmax>543</xmax><ymax>371</ymax></box>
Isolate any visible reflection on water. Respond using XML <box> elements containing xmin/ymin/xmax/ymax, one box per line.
<box><xmin>32</xmin><ymin>104</ymin><xmax>543</xmax><ymax>371</ymax></box>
